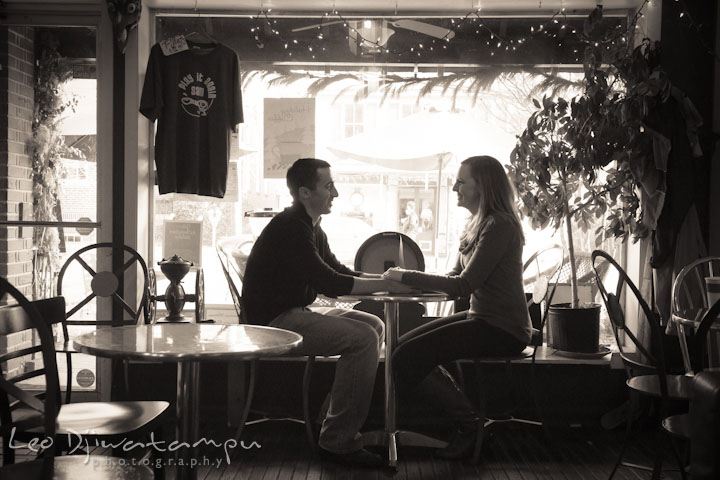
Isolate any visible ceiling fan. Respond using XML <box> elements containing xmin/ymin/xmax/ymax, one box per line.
<box><xmin>292</xmin><ymin>19</ymin><xmax>455</xmax><ymax>53</ymax></box>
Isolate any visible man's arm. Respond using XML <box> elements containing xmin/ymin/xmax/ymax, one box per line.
<box><xmin>350</xmin><ymin>277</ymin><xmax>414</xmax><ymax>294</ymax></box>
<box><xmin>358</xmin><ymin>272</ymin><xmax>382</xmax><ymax>279</ymax></box>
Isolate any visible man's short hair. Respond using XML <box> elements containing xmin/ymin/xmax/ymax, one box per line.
<box><xmin>286</xmin><ymin>158</ymin><xmax>331</xmax><ymax>199</ymax></box>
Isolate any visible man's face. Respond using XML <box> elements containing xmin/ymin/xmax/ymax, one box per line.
<box><xmin>305</xmin><ymin>167</ymin><xmax>339</xmax><ymax>216</ymax></box>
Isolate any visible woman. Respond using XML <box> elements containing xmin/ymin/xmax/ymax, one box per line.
<box><xmin>384</xmin><ymin>155</ymin><xmax>531</xmax><ymax>459</ymax></box>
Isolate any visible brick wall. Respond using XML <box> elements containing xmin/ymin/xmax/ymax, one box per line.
<box><xmin>0</xmin><ymin>27</ymin><xmax>35</xmax><ymax>297</ymax></box>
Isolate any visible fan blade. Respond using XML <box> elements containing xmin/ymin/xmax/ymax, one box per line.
<box><xmin>391</xmin><ymin>19</ymin><xmax>455</xmax><ymax>39</ymax></box>
<box><xmin>292</xmin><ymin>20</ymin><xmax>346</xmax><ymax>32</ymax></box>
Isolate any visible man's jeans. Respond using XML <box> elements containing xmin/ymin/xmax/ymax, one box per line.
<box><xmin>270</xmin><ymin>306</ymin><xmax>384</xmax><ymax>454</ymax></box>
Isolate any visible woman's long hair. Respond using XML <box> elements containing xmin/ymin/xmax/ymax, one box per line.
<box><xmin>459</xmin><ymin>155</ymin><xmax>524</xmax><ymax>249</ymax></box>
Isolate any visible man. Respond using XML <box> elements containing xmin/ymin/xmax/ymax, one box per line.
<box><xmin>242</xmin><ymin>158</ymin><xmax>411</xmax><ymax>467</ymax></box>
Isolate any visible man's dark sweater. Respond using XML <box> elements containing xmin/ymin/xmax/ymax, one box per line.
<box><xmin>242</xmin><ymin>203</ymin><xmax>360</xmax><ymax>325</ymax></box>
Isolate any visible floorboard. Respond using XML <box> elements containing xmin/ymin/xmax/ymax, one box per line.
<box><xmin>1</xmin><ymin>419</ymin><xmax>685</xmax><ymax>479</ymax></box>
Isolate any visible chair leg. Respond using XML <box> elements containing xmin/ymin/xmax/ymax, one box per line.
<box><xmin>3</xmin><ymin>435</ymin><xmax>14</xmax><ymax>464</ymax></box>
<box><xmin>302</xmin><ymin>356</ymin><xmax>317</xmax><ymax>452</ymax></box>
<box><xmin>668</xmin><ymin>435</ymin><xmax>688</xmax><ymax>480</ymax></box>
<box><xmin>470</xmin><ymin>360</ymin><xmax>489</xmax><ymax>465</ymax></box>
<box><xmin>235</xmin><ymin>359</ymin><xmax>258</xmax><ymax>442</ymax></box>
<box><xmin>610</xmin><ymin>393</ymin><xmax>636</xmax><ymax>479</ymax></box>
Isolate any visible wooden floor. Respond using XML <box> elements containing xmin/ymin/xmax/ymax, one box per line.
<box><xmin>184</xmin><ymin>420</ymin><xmax>685</xmax><ymax>480</ymax></box>
<box><xmin>1</xmin><ymin>417</ymin><xmax>686</xmax><ymax>479</ymax></box>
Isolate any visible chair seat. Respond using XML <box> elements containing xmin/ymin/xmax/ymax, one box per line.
<box><xmin>662</xmin><ymin>413</ymin><xmax>690</xmax><ymax>439</ymax></box>
<box><xmin>627</xmin><ymin>374</ymin><xmax>693</xmax><ymax>400</ymax></box>
<box><xmin>15</xmin><ymin>401</ymin><xmax>169</xmax><ymax>437</ymax></box>
<box><xmin>0</xmin><ymin>455</ymin><xmax>154</xmax><ymax>479</ymax></box>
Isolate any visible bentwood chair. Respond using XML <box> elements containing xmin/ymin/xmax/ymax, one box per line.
<box><xmin>592</xmin><ymin>249</ymin><xmax>691</xmax><ymax>480</ymax></box>
<box><xmin>671</xmin><ymin>256</ymin><xmax>720</xmax><ymax>375</ymax></box>
<box><xmin>467</xmin><ymin>244</ymin><xmax>564</xmax><ymax>463</ymax></box>
<box><xmin>660</xmin><ymin>299</ymin><xmax>720</xmax><ymax>467</ymax></box>
<box><xmin>216</xmin><ymin>243</ymin><xmax>317</xmax><ymax>450</ymax></box>
<box><xmin>0</xmin><ymin>277</ymin><xmax>155</xmax><ymax>479</ymax></box>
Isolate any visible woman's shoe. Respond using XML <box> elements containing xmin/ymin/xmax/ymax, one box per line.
<box><xmin>435</xmin><ymin>419</ymin><xmax>481</xmax><ymax>460</ymax></box>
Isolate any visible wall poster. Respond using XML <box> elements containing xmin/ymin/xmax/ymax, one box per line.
<box><xmin>263</xmin><ymin>98</ymin><xmax>315</xmax><ymax>178</ymax></box>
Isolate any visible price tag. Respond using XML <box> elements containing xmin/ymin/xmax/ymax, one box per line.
<box><xmin>159</xmin><ymin>35</ymin><xmax>189</xmax><ymax>56</ymax></box>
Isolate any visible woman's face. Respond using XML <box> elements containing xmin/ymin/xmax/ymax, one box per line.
<box><xmin>452</xmin><ymin>164</ymin><xmax>481</xmax><ymax>213</ymax></box>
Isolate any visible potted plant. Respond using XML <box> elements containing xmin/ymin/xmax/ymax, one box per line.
<box><xmin>508</xmin><ymin>6</ymin><xmax>658</xmax><ymax>353</ymax></box>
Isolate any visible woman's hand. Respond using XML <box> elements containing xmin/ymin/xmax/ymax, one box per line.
<box><xmin>382</xmin><ymin>267</ymin><xmax>409</xmax><ymax>282</ymax></box>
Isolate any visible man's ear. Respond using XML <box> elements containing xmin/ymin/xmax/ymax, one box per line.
<box><xmin>298</xmin><ymin>186</ymin><xmax>311</xmax><ymax>200</ymax></box>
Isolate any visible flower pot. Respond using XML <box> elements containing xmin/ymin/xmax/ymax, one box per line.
<box><xmin>547</xmin><ymin>303</ymin><xmax>601</xmax><ymax>353</ymax></box>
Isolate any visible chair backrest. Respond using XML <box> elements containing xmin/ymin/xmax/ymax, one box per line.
<box><xmin>691</xmin><ymin>298</ymin><xmax>720</xmax><ymax>372</ymax></box>
<box><xmin>523</xmin><ymin>245</ymin><xmax>565</xmax><ymax>346</ymax></box>
<box><xmin>592</xmin><ymin>249</ymin><xmax>666</xmax><ymax>379</ymax></box>
<box><xmin>354</xmin><ymin>232</ymin><xmax>424</xmax><ymax>274</ymax></box>
<box><xmin>672</xmin><ymin>256</ymin><xmax>720</xmax><ymax>321</ymax></box>
<box><xmin>0</xmin><ymin>277</ymin><xmax>59</xmax><ymax>464</ymax></box>
<box><xmin>56</xmin><ymin>242</ymin><xmax>150</xmax><ymax>327</ymax></box>
<box><xmin>217</xmin><ymin>244</ymin><xmax>245</xmax><ymax>323</ymax></box>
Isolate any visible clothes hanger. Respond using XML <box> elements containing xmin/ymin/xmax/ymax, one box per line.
<box><xmin>184</xmin><ymin>0</ymin><xmax>218</xmax><ymax>47</ymax></box>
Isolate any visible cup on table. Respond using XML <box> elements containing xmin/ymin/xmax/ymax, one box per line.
<box><xmin>705</xmin><ymin>277</ymin><xmax>720</xmax><ymax>308</ymax></box>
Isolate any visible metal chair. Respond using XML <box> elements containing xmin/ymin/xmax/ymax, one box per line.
<box><xmin>467</xmin><ymin>244</ymin><xmax>564</xmax><ymax>463</ymax></box>
<box><xmin>56</xmin><ymin>242</ymin><xmax>151</xmax><ymax>327</ymax></box>
<box><xmin>660</xmin><ymin>298</ymin><xmax>720</xmax><ymax>466</ymax></box>
<box><xmin>671</xmin><ymin>256</ymin><xmax>720</xmax><ymax>375</ymax></box>
<box><xmin>56</xmin><ymin>242</ymin><xmax>152</xmax><ymax>402</ymax></box>
<box><xmin>0</xmin><ymin>277</ymin><xmax>155</xmax><ymax>479</ymax></box>
<box><xmin>216</xmin><ymin>244</ymin><xmax>317</xmax><ymax>450</ymax></box>
<box><xmin>592</xmin><ymin>249</ymin><xmax>691</xmax><ymax>480</ymax></box>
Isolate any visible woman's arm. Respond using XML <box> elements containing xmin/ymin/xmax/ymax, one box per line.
<box><xmin>385</xmin><ymin>215</ymin><xmax>517</xmax><ymax>296</ymax></box>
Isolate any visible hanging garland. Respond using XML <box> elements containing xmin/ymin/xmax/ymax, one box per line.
<box><xmin>30</xmin><ymin>30</ymin><xmax>80</xmax><ymax>298</ymax></box>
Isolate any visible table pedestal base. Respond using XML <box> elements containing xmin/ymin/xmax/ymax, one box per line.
<box><xmin>363</xmin><ymin>430</ymin><xmax>447</xmax><ymax>467</ymax></box>
<box><xmin>177</xmin><ymin>361</ymin><xmax>200</xmax><ymax>480</ymax></box>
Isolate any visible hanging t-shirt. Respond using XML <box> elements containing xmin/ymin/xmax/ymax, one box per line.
<box><xmin>140</xmin><ymin>42</ymin><xmax>243</xmax><ymax>198</ymax></box>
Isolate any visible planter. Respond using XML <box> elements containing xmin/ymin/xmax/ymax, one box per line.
<box><xmin>547</xmin><ymin>303</ymin><xmax>601</xmax><ymax>353</ymax></box>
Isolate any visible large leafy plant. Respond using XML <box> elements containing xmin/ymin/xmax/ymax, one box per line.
<box><xmin>508</xmin><ymin>6</ymin><xmax>663</xmax><ymax>308</ymax></box>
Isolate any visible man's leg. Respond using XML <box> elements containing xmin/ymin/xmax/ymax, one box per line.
<box><xmin>270</xmin><ymin>307</ymin><xmax>382</xmax><ymax>454</ymax></box>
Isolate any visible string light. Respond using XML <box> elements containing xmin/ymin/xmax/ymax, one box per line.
<box><xmin>241</xmin><ymin>0</ymin><xmax>716</xmax><ymax>63</ymax></box>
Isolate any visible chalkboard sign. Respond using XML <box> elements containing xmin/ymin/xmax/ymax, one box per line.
<box><xmin>263</xmin><ymin>98</ymin><xmax>315</xmax><ymax>178</ymax></box>
<box><xmin>163</xmin><ymin>220</ymin><xmax>203</xmax><ymax>267</ymax></box>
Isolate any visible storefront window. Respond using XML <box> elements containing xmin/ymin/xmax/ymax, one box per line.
<box><xmin>152</xmin><ymin>15</ymin><xmax>623</xmax><ymax>346</ymax></box>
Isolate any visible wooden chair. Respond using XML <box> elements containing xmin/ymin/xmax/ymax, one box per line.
<box><xmin>0</xmin><ymin>277</ymin><xmax>155</xmax><ymax>479</ymax></box>
<box><xmin>0</xmin><ymin>291</ymin><xmax>169</xmax><ymax>475</ymax></box>
<box><xmin>216</xmin><ymin>244</ymin><xmax>317</xmax><ymax>450</ymax></box>
<box><xmin>671</xmin><ymin>256</ymin><xmax>720</xmax><ymax>375</ymax></box>
<box><xmin>592</xmin><ymin>249</ymin><xmax>691</xmax><ymax>480</ymax></box>
<box><xmin>466</xmin><ymin>244</ymin><xmax>564</xmax><ymax>463</ymax></box>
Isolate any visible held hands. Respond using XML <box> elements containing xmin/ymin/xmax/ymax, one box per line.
<box><xmin>382</xmin><ymin>267</ymin><xmax>409</xmax><ymax>282</ymax></box>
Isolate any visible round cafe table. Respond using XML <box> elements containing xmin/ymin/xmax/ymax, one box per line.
<box><xmin>72</xmin><ymin>323</ymin><xmax>302</xmax><ymax>480</ymax></box>
<box><xmin>339</xmin><ymin>291</ymin><xmax>450</xmax><ymax>468</ymax></box>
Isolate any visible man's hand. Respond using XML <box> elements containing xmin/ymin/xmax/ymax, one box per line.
<box><xmin>382</xmin><ymin>267</ymin><xmax>410</xmax><ymax>282</ymax></box>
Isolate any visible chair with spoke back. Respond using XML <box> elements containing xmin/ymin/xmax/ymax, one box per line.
<box><xmin>0</xmin><ymin>276</ymin><xmax>156</xmax><ymax>479</ymax></box>
<box><xmin>56</xmin><ymin>242</ymin><xmax>152</xmax><ymax>402</ymax></box>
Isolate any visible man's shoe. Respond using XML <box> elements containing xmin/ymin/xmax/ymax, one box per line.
<box><xmin>319</xmin><ymin>447</ymin><xmax>385</xmax><ymax>467</ymax></box>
